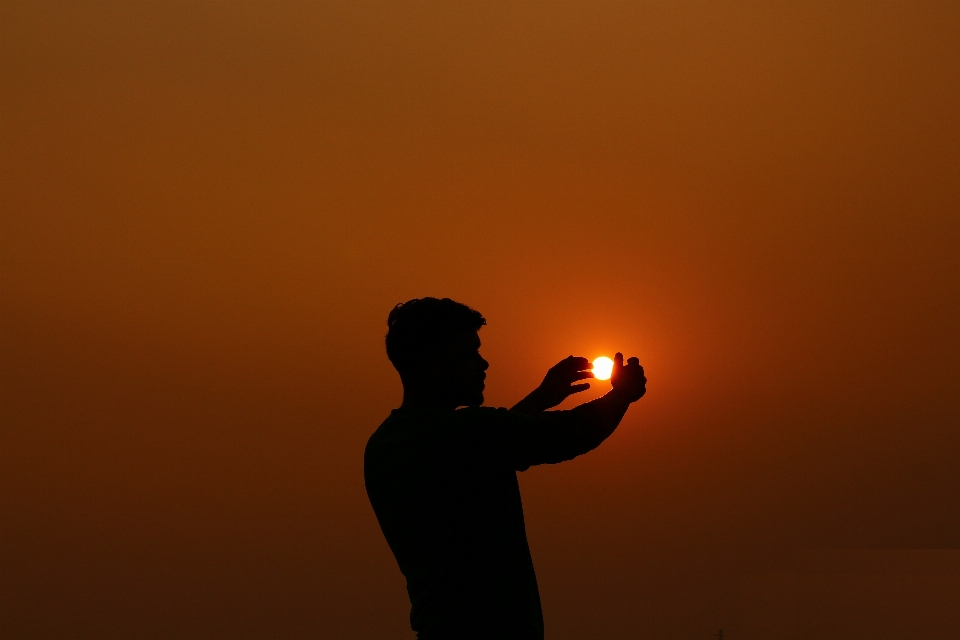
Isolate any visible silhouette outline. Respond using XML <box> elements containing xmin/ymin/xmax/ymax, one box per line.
<box><xmin>364</xmin><ymin>298</ymin><xmax>646</xmax><ymax>639</ymax></box>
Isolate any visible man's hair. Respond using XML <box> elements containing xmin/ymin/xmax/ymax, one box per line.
<box><xmin>386</xmin><ymin>297</ymin><xmax>486</xmax><ymax>376</ymax></box>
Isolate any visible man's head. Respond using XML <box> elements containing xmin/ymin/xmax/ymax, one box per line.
<box><xmin>386</xmin><ymin>298</ymin><xmax>488</xmax><ymax>408</ymax></box>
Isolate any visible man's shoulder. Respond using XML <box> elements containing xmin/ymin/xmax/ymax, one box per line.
<box><xmin>456</xmin><ymin>406</ymin><xmax>539</xmax><ymax>426</ymax></box>
<box><xmin>449</xmin><ymin>406</ymin><xmax>538</xmax><ymax>431</ymax></box>
<box><xmin>365</xmin><ymin>410</ymin><xmax>412</xmax><ymax>451</ymax></box>
<box><xmin>454</xmin><ymin>405</ymin><xmax>511</xmax><ymax>419</ymax></box>
<box><xmin>365</xmin><ymin>407</ymin><xmax>455</xmax><ymax>451</ymax></box>
<box><xmin>366</xmin><ymin>406</ymin><xmax>524</xmax><ymax>452</ymax></box>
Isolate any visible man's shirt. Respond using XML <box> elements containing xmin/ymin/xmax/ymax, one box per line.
<box><xmin>364</xmin><ymin>405</ymin><xmax>607</xmax><ymax>640</ymax></box>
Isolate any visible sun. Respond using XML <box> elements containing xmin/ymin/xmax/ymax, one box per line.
<box><xmin>592</xmin><ymin>356</ymin><xmax>614</xmax><ymax>381</ymax></box>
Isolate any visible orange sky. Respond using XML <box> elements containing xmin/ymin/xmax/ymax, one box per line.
<box><xmin>2</xmin><ymin>2</ymin><xmax>959</xmax><ymax>638</ymax></box>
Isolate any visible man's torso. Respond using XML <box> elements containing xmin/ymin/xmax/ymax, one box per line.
<box><xmin>364</xmin><ymin>406</ymin><xmax>544</xmax><ymax>639</ymax></box>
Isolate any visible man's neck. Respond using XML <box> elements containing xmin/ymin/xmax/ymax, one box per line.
<box><xmin>400</xmin><ymin>388</ymin><xmax>458</xmax><ymax>411</ymax></box>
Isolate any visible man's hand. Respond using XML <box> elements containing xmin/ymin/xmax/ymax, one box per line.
<box><xmin>610</xmin><ymin>352</ymin><xmax>646</xmax><ymax>402</ymax></box>
<box><xmin>537</xmin><ymin>356</ymin><xmax>595</xmax><ymax>408</ymax></box>
<box><xmin>511</xmin><ymin>356</ymin><xmax>594</xmax><ymax>414</ymax></box>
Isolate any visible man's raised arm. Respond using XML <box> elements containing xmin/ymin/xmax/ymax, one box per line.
<box><xmin>511</xmin><ymin>355</ymin><xmax>595</xmax><ymax>414</ymax></box>
<box><xmin>505</xmin><ymin>353</ymin><xmax>647</xmax><ymax>468</ymax></box>
<box><xmin>566</xmin><ymin>353</ymin><xmax>646</xmax><ymax>453</ymax></box>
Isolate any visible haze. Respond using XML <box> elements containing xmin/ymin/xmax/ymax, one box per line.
<box><xmin>2</xmin><ymin>2</ymin><xmax>959</xmax><ymax>638</ymax></box>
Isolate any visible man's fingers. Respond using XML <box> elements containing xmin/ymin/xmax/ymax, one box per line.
<box><xmin>571</xmin><ymin>371</ymin><xmax>595</xmax><ymax>381</ymax></box>
<box><xmin>556</xmin><ymin>356</ymin><xmax>592</xmax><ymax>370</ymax></box>
<box><xmin>627</xmin><ymin>357</ymin><xmax>640</xmax><ymax>366</ymax></box>
<box><xmin>569</xmin><ymin>383</ymin><xmax>590</xmax><ymax>394</ymax></box>
<box><xmin>614</xmin><ymin>352</ymin><xmax>624</xmax><ymax>367</ymax></box>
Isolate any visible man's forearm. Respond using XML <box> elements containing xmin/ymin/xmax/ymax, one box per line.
<box><xmin>511</xmin><ymin>355</ymin><xmax>645</xmax><ymax>467</ymax></box>
<box><xmin>569</xmin><ymin>387</ymin><xmax>633</xmax><ymax>448</ymax></box>
<box><xmin>518</xmin><ymin>387</ymin><xmax>634</xmax><ymax>466</ymax></box>
<box><xmin>510</xmin><ymin>388</ymin><xmax>551</xmax><ymax>414</ymax></box>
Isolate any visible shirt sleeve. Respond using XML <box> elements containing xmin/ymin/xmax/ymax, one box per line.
<box><xmin>461</xmin><ymin>406</ymin><xmax>610</xmax><ymax>471</ymax></box>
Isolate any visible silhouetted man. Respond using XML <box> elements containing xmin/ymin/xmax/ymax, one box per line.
<box><xmin>364</xmin><ymin>298</ymin><xmax>646</xmax><ymax>639</ymax></box>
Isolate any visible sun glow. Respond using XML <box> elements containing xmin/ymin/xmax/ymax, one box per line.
<box><xmin>592</xmin><ymin>356</ymin><xmax>614</xmax><ymax>381</ymax></box>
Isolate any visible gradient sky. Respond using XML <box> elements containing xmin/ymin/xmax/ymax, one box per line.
<box><xmin>2</xmin><ymin>2</ymin><xmax>959</xmax><ymax>638</ymax></box>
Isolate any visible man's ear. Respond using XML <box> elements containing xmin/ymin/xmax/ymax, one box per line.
<box><xmin>411</xmin><ymin>352</ymin><xmax>442</xmax><ymax>380</ymax></box>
